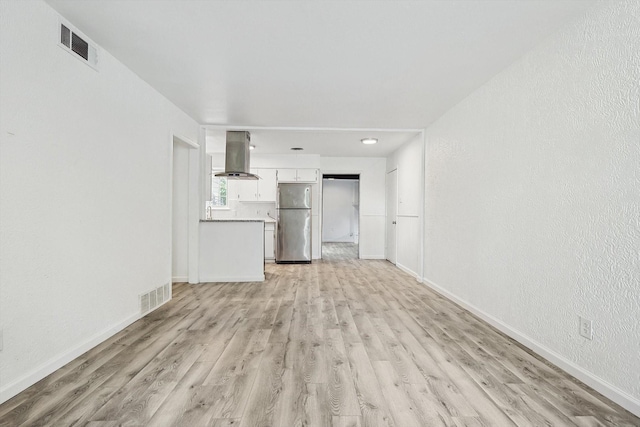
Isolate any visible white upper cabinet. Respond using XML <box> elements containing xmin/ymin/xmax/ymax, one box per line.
<box><xmin>276</xmin><ymin>168</ymin><xmax>298</xmax><ymax>182</ymax></box>
<box><xmin>256</xmin><ymin>168</ymin><xmax>277</xmax><ymax>201</ymax></box>
<box><xmin>296</xmin><ymin>169</ymin><xmax>318</xmax><ymax>182</ymax></box>
<box><xmin>277</xmin><ymin>168</ymin><xmax>318</xmax><ymax>183</ymax></box>
<box><xmin>235</xmin><ymin>177</ymin><xmax>257</xmax><ymax>201</ymax></box>
<box><xmin>234</xmin><ymin>168</ymin><xmax>278</xmax><ymax>202</ymax></box>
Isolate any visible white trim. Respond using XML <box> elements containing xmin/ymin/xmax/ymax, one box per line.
<box><xmin>0</xmin><ymin>312</ymin><xmax>140</xmax><ymax>404</ymax></box>
<box><xmin>396</xmin><ymin>262</ymin><xmax>420</xmax><ymax>281</ymax></box>
<box><xmin>172</xmin><ymin>276</ymin><xmax>188</xmax><ymax>283</ymax></box>
<box><xmin>203</xmin><ymin>124</ymin><xmax>424</xmax><ymax>133</ymax></box>
<box><xmin>397</xmin><ymin>214</ymin><xmax>420</xmax><ymax>218</ymax></box>
<box><xmin>421</xmin><ymin>276</ymin><xmax>640</xmax><ymax>418</ymax></box>
<box><xmin>172</xmin><ymin>132</ymin><xmax>199</xmax><ymax>149</ymax></box>
<box><xmin>360</xmin><ymin>255</ymin><xmax>386</xmax><ymax>260</ymax></box>
<box><xmin>199</xmin><ymin>275</ymin><xmax>265</xmax><ymax>283</ymax></box>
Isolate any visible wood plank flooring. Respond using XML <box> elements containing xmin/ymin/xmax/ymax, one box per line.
<box><xmin>322</xmin><ymin>243</ymin><xmax>358</xmax><ymax>260</ymax></box>
<box><xmin>1</xmin><ymin>255</ymin><xmax>639</xmax><ymax>426</ymax></box>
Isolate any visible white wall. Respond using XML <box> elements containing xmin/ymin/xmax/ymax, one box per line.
<box><xmin>322</xmin><ymin>180</ymin><xmax>359</xmax><ymax>243</ymax></box>
<box><xmin>387</xmin><ymin>134</ymin><xmax>423</xmax><ymax>278</ymax></box>
<box><xmin>321</xmin><ymin>157</ymin><xmax>386</xmax><ymax>259</ymax></box>
<box><xmin>172</xmin><ymin>142</ymin><xmax>190</xmax><ymax>282</ymax></box>
<box><xmin>0</xmin><ymin>1</ymin><xmax>199</xmax><ymax>402</ymax></box>
<box><xmin>422</xmin><ymin>0</ymin><xmax>640</xmax><ymax>413</ymax></box>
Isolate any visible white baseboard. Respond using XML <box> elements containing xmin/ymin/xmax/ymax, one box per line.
<box><xmin>198</xmin><ymin>274</ymin><xmax>265</xmax><ymax>283</ymax></box>
<box><xmin>172</xmin><ymin>276</ymin><xmax>188</xmax><ymax>283</ymax></box>
<box><xmin>0</xmin><ymin>312</ymin><xmax>141</xmax><ymax>405</ymax></box>
<box><xmin>421</xmin><ymin>276</ymin><xmax>640</xmax><ymax>418</ymax></box>
<box><xmin>360</xmin><ymin>255</ymin><xmax>385</xmax><ymax>260</ymax></box>
<box><xmin>396</xmin><ymin>262</ymin><xmax>420</xmax><ymax>281</ymax></box>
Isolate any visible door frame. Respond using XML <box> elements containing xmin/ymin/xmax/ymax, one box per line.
<box><xmin>319</xmin><ymin>171</ymin><xmax>362</xmax><ymax>259</ymax></box>
<box><xmin>320</xmin><ymin>174</ymin><xmax>361</xmax><ymax>259</ymax></box>
<box><xmin>170</xmin><ymin>132</ymin><xmax>200</xmax><ymax>289</ymax></box>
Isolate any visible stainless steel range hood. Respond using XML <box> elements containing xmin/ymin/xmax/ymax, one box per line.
<box><xmin>215</xmin><ymin>131</ymin><xmax>259</xmax><ymax>180</ymax></box>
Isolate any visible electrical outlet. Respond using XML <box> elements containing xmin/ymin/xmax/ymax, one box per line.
<box><xmin>579</xmin><ymin>316</ymin><xmax>593</xmax><ymax>340</ymax></box>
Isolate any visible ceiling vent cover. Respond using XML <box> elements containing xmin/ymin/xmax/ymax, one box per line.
<box><xmin>59</xmin><ymin>20</ymin><xmax>98</xmax><ymax>69</ymax></box>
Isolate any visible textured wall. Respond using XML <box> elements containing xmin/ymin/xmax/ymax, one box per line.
<box><xmin>423</xmin><ymin>0</ymin><xmax>640</xmax><ymax>403</ymax></box>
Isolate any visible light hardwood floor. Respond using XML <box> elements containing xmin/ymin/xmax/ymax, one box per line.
<box><xmin>322</xmin><ymin>243</ymin><xmax>358</xmax><ymax>260</ymax></box>
<box><xmin>1</xmin><ymin>255</ymin><xmax>638</xmax><ymax>426</ymax></box>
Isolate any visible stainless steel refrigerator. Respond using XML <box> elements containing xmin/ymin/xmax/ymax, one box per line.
<box><xmin>276</xmin><ymin>183</ymin><xmax>312</xmax><ymax>263</ymax></box>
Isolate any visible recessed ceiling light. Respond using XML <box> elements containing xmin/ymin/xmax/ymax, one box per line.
<box><xmin>361</xmin><ymin>138</ymin><xmax>378</xmax><ymax>145</ymax></box>
<box><xmin>291</xmin><ymin>147</ymin><xmax>304</xmax><ymax>151</ymax></box>
<box><xmin>249</xmin><ymin>144</ymin><xmax>256</xmax><ymax>150</ymax></box>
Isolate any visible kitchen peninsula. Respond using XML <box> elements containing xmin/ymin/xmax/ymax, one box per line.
<box><xmin>199</xmin><ymin>219</ymin><xmax>266</xmax><ymax>282</ymax></box>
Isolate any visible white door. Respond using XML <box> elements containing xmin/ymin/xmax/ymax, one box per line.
<box><xmin>386</xmin><ymin>169</ymin><xmax>397</xmax><ymax>264</ymax></box>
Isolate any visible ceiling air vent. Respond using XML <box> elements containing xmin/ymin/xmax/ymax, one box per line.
<box><xmin>58</xmin><ymin>20</ymin><xmax>98</xmax><ymax>69</ymax></box>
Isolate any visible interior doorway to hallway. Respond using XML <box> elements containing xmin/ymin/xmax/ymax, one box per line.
<box><xmin>171</xmin><ymin>134</ymin><xmax>198</xmax><ymax>284</ymax></box>
<box><xmin>321</xmin><ymin>174</ymin><xmax>360</xmax><ymax>260</ymax></box>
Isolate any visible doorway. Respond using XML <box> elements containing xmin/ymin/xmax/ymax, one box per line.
<box><xmin>321</xmin><ymin>174</ymin><xmax>360</xmax><ymax>260</ymax></box>
<box><xmin>171</xmin><ymin>134</ymin><xmax>198</xmax><ymax>285</ymax></box>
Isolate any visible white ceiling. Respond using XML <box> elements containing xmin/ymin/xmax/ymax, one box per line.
<box><xmin>206</xmin><ymin>128</ymin><xmax>422</xmax><ymax>157</ymax></box>
<box><xmin>46</xmin><ymin>0</ymin><xmax>596</xmax><ymax>157</ymax></box>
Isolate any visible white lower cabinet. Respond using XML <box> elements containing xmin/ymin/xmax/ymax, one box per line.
<box><xmin>264</xmin><ymin>222</ymin><xmax>275</xmax><ymax>260</ymax></box>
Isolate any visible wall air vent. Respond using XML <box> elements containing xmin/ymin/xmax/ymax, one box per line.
<box><xmin>58</xmin><ymin>20</ymin><xmax>98</xmax><ymax>69</ymax></box>
<box><xmin>139</xmin><ymin>283</ymin><xmax>171</xmax><ymax>315</ymax></box>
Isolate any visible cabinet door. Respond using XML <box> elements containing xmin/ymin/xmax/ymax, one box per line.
<box><xmin>226</xmin><ymin>179</ymin><xmax>240</xmax><ymax>201</ymax></box>
<box><xmin>236</xmin><ymin>178</ymin><xmax>258</xmax><ymax>201</ymax></box>
<box><xmin>296</xmin><ymin>168</ymin><xmax>318</xmax><ymax>183</ymax></box>
<box><xmin>276</xmin><ymin>168</ymin><xmax>297</xmax><ymax>182</ymax></box>
<box><xmin>257</xmin><ymin>169</ymin><xmax>277</xmax><ymax>201</ymax></box>
<box><xmin>264</xmin><ymin>229</ymin><xmax>275</xmax><ymax>260</ymax></box>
